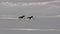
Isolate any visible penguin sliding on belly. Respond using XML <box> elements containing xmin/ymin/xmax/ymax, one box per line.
<box><xmin>27</xmin><ymin>16</ymin><xmax>33</xmax><ymax>20</ymax></box>
<box><xmin>18</xmin><ymin>15</ymin><xmax>25</xmax><ymax>19</ymax></box>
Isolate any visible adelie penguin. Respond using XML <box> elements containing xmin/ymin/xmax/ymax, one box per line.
<box><xmin>18</xmin><ymin>15</ymin><xmax>25</xmax><ymax>19</ymax></box>
<box><xmin>27</xmin><ymin>16</ymin><xmax>33</xmax><ymax>20</ymax></box>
